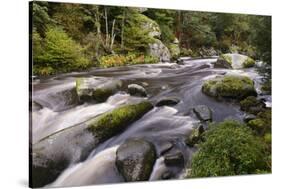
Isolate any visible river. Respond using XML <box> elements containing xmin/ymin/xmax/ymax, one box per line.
<box><xmin>31</xmin><ymin>56</ymin><xmax>271</xmax><ymax>187</ymax></box>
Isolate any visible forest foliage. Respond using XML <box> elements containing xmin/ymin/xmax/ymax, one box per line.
<box><xmin>31</xmin><ymin>1</ymin><xmax>271</xmax><ymax>75</ymax></box>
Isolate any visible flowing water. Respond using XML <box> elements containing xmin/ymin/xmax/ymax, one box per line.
<box><xmin>31</xmin><ymin>56</ymin><xmax>271</xmax><ymax>187</ymax></box>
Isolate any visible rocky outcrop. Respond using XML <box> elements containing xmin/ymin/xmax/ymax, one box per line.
<box><xmin>193</xmin><ymin>105</ymin><xmax>212</xmax><ymax>122</ymax></box>
<box><xmin>116</xmin><ymin>139</ymin><xmax>156</xmax><ymax>181</ymax></box>
<box><xmin>128</xmin><ymin>84</ymin><xmax>147</xmax><ymax>97</ymax></box>
<box><xmin>148</xmin><ymin>39</ymin><xmax>171</xmax><ymax>62</ymax></box>
<box><xmin>155</xmin><ymin>97</ymin><xmax>180</xmax><ymax>107</ymax></box>
<box><xmin>202</xmin><ymin>75</ymin><xmax>257</xmax><ymax>100</ymax></box>
<box><xmin>87</xmin><ymin>101</ymin><xmax>153</xmax><ymax>142</ymax></box>
<box><xmin>76</xmin><ymin>77</ymin><xmax>122</xmax><ymax>102</ymax></box>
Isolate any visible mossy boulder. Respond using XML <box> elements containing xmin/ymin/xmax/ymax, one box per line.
<box><xmin>240</xmin><ymin>96</ymin><xmax>266</xmax><ymax>115</ymax></box>
<box><xmin>214</xmin><ymin>54</ymin><xmax>232</xmax><ymax>69</ymax></box>
<box><xmin>202</xmin><ymin>75</ymin><xmax>257</xmax><ymax>99</ymax></box>
<box><xmin>185</xmin><ymin>124</ymin><xmax>205</xmax><ymax>147</ymax></box>
<box><xmin>148</xmin><ymin>39</ymin><xmax>171</xmax><ymax>62</ymax></box>
<box><xmin>76</xmin><ymin>77</ymin><xmax>122</xmax><ymax>102</ymax></box>
<box><xmin>128</xmin><ymin>84</ymin><xmax>147</xmax><ymax>97</ymax></box>
<box><xmin>116</xmin><ymin>138</ymin><xmax>156</xmax><ymax>181</ymax></box>
<box><xmin>247</xmin><ymin>109</ymin><xmax>271</xmax><ymax>135</ymax></box>
<box><xmin>243</xmin><ymin>57</ymin><xmax>256</xmax><ymax>68</ymax></box>
<box><xmin>87</xmin><ymin>101</ymin><xmax>153</xmax><ymax>142</ymax></box>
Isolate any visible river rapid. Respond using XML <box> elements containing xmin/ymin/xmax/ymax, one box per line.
<box><xmin>31</xmin><ymin>56</ymin><xmax>271</xmax><ymax>187</ymax></box>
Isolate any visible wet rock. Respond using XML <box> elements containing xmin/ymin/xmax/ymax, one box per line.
<box><xmin>87</xmin><ymin>101</ymin><xmax>153</xmax><ymax>143</ymax></box>
<box><xmin>244</xmin><ymin>114</ymin><xmax>256</xmax><ymax>122</ymax></box>
<box><xmin>32</xmin><ymin>101</ymin><xmax>43</xmax><ymax>111</ymax></box>
<box><xmin>193</xmin><ymin>105</ymin><xmax>212</xmax><ymax>122</ymax></box>
<box><xmin>156</xmin><ymin>97</ymin><xmax>180</xmax><ymax>107</ymax></box>
<box><xmin>31</xmin><ymin>154</ymin><xmax>69</xmax><ymax>188</ymax></box>
<box><xmin>161</xmin><ymin>171</ymin><xmax>174</xmax><ymax>180</ymax></box>
<box><xmin>159</xmin><ymin>142</ymin><xmax>174</xmax><ymax>155</ymax></box>
<box><xmin>163</xmin><ymin>150</ymin><xmax>184</xmax><ymax>166</ymax></box>
<box><xmin>176</xmin><ymin>59</ymin><xmax>185</xmax><ymax>65</ymax></box>
<box><xmin>202</xmin><ymin>75</ymin><xmax>257</xmax><ymax>100</ymax></box>
<box><xmin>240</xmin><ymin>96</ymin><xmax>266</xmax><ymax>115</ymax></box>
<box><xmin>128</xmin><ymin>84</ymin><xmax>147</xmax><ymax>97</ymax></box>
<box><xmin>116</xmin><ymin>139</ymin><xmax>156</xmax><ymax>181</ymax></box>
<box><xmin>185</xmin><ymin>125</ymin><xmax>205</xmax><ymax>147</ymax></box>
<box><xmin>31</xmin><ymin>124</ymin><xmax>96</xmax><ymax>188</ymax></box>
<box><xmin>76</xmin><ymin>77</ymin><xmax>122</xmax><ymax>102</ymax></box>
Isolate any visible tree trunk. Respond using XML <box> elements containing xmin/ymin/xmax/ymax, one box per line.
<box><xmin>110</xmin><ymin>19</ymin><xmax>116</xmax><ymax>52</ymax></box>
<box><xmin>121</xmin><ymin>9</ymin><xmax>126</xmax><ymax>50</ymax></box>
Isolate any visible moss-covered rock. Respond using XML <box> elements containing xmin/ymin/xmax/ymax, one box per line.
<box><xmin>247</xmin><ymin>109</ymin><xmax>271</xmax><ymax>135</ymax></box>
<box><xmin>214</xmin><ymin>54</ymin><xmax>232</xmax><ymax>69</ymax></box>
<box><xmin>87</xmin><ymin>101</ymin><xmax>153</xmax><ymax>142</ymax></box>
<box><xmin>76</xmin><ymin>77</ymin><xmax>122</xmax><ymax>102</ymax></box>
<box><xmin>243</xmin><ymin>57</ymin><xmax>255</xmax><ymax>68</ymax></box>
<box><xmin>116</xmin><ymin>138</ymin><xmax>156</xmax><ymax>181</ymax></box>
<box><xmin>240</xmin><ymin>96</ymin><xmax>266</xmax><ymax>115</ymax></box>
<box><xmin>185</xmin><ymin>124</ymin><xmax>205</xmax><ymax>147</ymax></box>
<box><xmin>202</xmin><ymin>75</ymin><xmax>257</xmax><ymax>99</ymax></box>
<box><xmin>128</xmin><ymin>84</ymin><xmax>147</xmax><ymax>97</ymax></box>
<box><xmin>148</xmin><ymin>38</ymin><xmax>171</xmax><ymax>62</ymax></box>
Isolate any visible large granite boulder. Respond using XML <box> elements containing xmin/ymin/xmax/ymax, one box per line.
<box><xmin>116</xmin><ymin>139</ymin><xmax>156</xmax><ymax>181</ymax></box>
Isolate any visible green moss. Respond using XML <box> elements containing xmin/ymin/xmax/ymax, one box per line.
<box><xmin>240</xmin><ymin>96</ymin><xmax>265</xmax><ymax>114</ymax></box>
<box><xmin>243</xmin><ymin>57</ymin><xmax>255</xmax><ymax>68</ymax></box>
<box><xmin>220</xmin><ymin>54</ymin><xmax>232</xmax><ymax>65</ymax></box>
<box><xmin>190</xmin><ymin>120</ymin><xmax>269</xmax><ymax>177</ymax></box>
<box><xmin>264</xmin><ymin>133</ymin><xmax>271</xmax><ymax>144</ymax></box>
<box><xmin>247</xmin><ymin>109</ymin><xmax>271</xmax><ymax>135</ymax></box>
<box><xmin>168</xmin><ymin>43</ymin><xmax>180</xmax><ymax>59</ymax></box>
<box><xmin>202</xmin><ymin>76</ymin><xmax>256</xmax><ymax>99</ymax></box>
<box><xmin>87</xmin><ymin>101</ymin><xmax>153</xmax><ymax>142</ymax></box>
<box><xmin>94</xmin><ymin>88</ymin><xmax>114</xmax><ymax>102</ymax></box>
<box><xmin>261</xmin><ymin>79</ymin><xmax>271</xmax><ymax>94</ymax></box>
